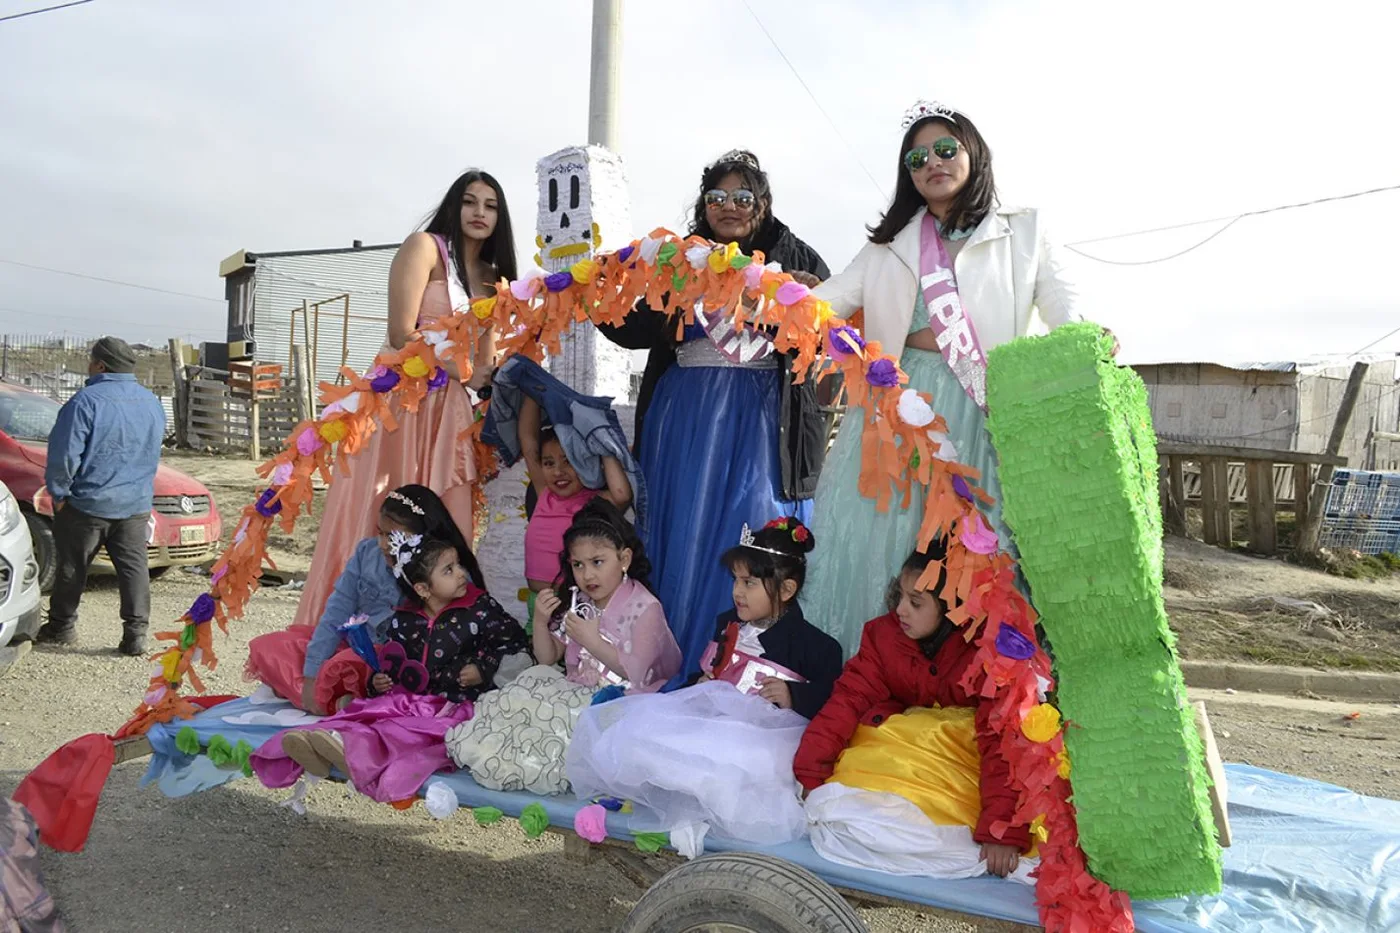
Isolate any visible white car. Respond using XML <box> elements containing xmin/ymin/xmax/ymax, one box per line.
<box><xmin>0</xmin><ymin>479</ymin><xmax>42</xmax><ymax>648</ymax></box>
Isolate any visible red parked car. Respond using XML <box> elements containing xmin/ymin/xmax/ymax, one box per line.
<box><xmin>0</xmin><ymin>381</ymin><xmax>222</xmax><ymax>591</ymax></box>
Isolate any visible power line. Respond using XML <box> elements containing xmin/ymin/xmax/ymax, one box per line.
<box><xmin>1066</xmin><ymin>183</ymin><xmax>1400</xmax><ymax>265</ymax></box>
<box><xmin>0</xmin><ymin>0</ymin><xmax>93</xmax><ymax>24</ymax></box>
<box><xmin>0</xmin><ymin>257</ymin><xmax>224</xmax><ymax>303</ymax></box>
<box><xmin>737</xmin><ymin>0</ymin><xmax>887</xmax><ymax>202</ymax></box>
<box><xmin>1352</xmin><ymin>323</ymin><xmax>1400</xmax><ymax>357</ymax></box>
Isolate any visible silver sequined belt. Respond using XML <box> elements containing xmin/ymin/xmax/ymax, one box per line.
<box><xmin>675</xmin><ymin>339</ymin><xmax>779</xmax><ymax>370</ymax></box>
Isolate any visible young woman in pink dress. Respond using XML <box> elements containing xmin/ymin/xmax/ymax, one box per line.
<box><xmin>291</xmin><ymin>171</ymin><xmax>518</xmax><ymax>633</ymax></box>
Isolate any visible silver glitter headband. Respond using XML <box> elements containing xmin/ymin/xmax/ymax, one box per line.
<box><xmin>385</xmin><ymin>490</ymin><xmax>425</xmax><ymax>516</ymax></box>
<box><xmin>901</xmin><ymin>100</ymin><xmax>962</xmax><ymax>130</ymax></box>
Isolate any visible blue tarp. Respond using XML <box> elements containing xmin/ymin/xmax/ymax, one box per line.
<box><xmin>144</xmin><ymin>697</ymin><xmax>1400</xmax><ymax>932</ymax></box>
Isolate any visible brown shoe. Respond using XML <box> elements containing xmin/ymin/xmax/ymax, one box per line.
<box><xmin>281</xmin><ymin>731</ymin><xmax>331</xmax><ymax>779</ymax></box>
<box><xmin>307</xmin><ymin>731</ymin><xmax>348</xmax><ymax>776</ymax></box>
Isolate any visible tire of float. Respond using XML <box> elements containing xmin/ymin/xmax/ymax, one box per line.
<box><xmin>617</xmin><ymin>852</ymin><xmax>869</xmax><ymax>933</ymax></box>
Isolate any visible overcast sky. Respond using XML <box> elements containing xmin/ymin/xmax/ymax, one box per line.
<box><xmin>1</xmin><ymin>0</ymin><xmax>1396</xmax><ymax>365</ymax></box>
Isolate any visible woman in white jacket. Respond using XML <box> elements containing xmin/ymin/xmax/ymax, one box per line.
<box><xmin>803</xmin><ymin>100</ymin><xmax>1086</xmax><ymax>655</ymax></box>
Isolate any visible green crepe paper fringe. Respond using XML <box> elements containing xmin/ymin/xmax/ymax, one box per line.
<box><xmin>520</xmin><ymin>802</ymin><xmax>549</xmax><ymax>838</ymax></box>
<box><xmin>473</xmin><ymin>806</ymin><xmax>504</xmax><ymax>826</ymax></box>
<box><xmin>986</xmin><ymin>322</ymin><xmax>1222</xmax><ymax>899</ymax></box>
<box><xmin>632</xmin><ymin>832</ymin><xmax>669</xmax><ymax>853</ymax></box>
<box><xmin>206</xmin><ymin>734</ymin><xmax>236</xmax><ymax>768</ymax></box>
<box><xmin>174</xmin><ymin>726</ymin><xmax>200</xmax><ymax>756</ymax></box>
<box><xmin>234</xmin><ymin>739</ymin><xmax>255</xmax><ymax>778</ymax></box>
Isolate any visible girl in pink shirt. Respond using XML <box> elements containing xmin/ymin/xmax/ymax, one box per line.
<box><xmin>520</xmin><ymin>396</ymin><xmax>632</xmax><ymax>591</ymax></box>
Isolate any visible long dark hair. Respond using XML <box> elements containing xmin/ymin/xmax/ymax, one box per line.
<box><xmin>420</xmin><ymin>170</ymin><xmax>518</xmax><ymax>288</ymax></box>
<box><xmin>380</xmin><ymin>484</ymin><xmax>486</xmax><ymax>592</ymax></box>
<box><xmin>390</xmin><ymin>536</ymin><xmax>458</xmax><ymax>606</ymax></box>
<box><xmin>557</xmin><ymin>498</ymin><xmax>653</xmax><ymax>594</ymax></box>
<box><xmin>886</xmin><ymin>540</ymin><xmax>956</xmax><ymax>661</ymax></box>
<box><xmin>720</xmin><ymin>517</ymin><xmax>815</xmax><ymax>611</ymax></box>
<box><xmin>688</xmin><ymin>150</ymin><xmax>774</xmax><ymax>252</ymax></box>
<box><xmin>868</xmin><ymin>113</ymin><xmax>996</xmax><ymax>244</ymax></box>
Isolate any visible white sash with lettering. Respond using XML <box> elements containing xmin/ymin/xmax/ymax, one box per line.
<box><xmin>919</xmin><ymin>213</ymin><xmax>987</xmax><ymax>410</ymax></box>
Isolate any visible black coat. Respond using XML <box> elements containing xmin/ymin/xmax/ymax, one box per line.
<box><xmin>371</xmin><ymin>589</ymin><xmax>529</xmax><ymax>702</ymax></box>
<box><xmin>597</xmin><ymin>216</ymin><xmax>831</xmax><ymax>500</ymax></box>
<box><xmin>698</xmin><ymin>603</ymin><xmax>844</xmax><ymax>720</ymax></box>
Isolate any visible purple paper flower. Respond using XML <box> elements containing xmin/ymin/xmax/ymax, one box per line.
<box><xmin>952</xmin><ymin>475</ymin><xmax>974</xmax><ymax>503</ymax></box>
<box><xmin>866</xmin><ymin>358</ymin><xmax>900</xmax><ymax>388</ymax></box>
<box><xmin>616</xmin><ymin>245</ymin><xmax>635</xmax><ymax>264</ymax></box>
<box><xmin>995</xmin><ymin>623</ymin><xmax>1037</xmax><ymax>661</ymax></box>
<box><xmin>544</xmin><ymin>271</ymin><xmax>574</xmax><ymax>292</ymax></box>
<box><xmin>189</xmin><ymin>593</ymin><xmax>217</xmax><ymax>625</ymax></box>
<box><xmin>826</xmin><ymin>326</ymin><xmax>866</xmax><ymax>360</ymax></box>
<box><xmin>255</xmin><ymin>487</ymin><xmax>282</xmax><ymax>517</ymax></box>
<box><xmin>427</xmin><ymin>366</ymin><xmax>449</xmax><ymax>391</ymax></box>
<box><xmin>370</xmin><ymin>367</ymin><xmax>401</xmax><ymax>393</ymax></box>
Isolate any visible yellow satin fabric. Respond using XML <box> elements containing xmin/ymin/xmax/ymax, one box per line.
<box><xmin>828</xmin><ymin>706</ymin><xmax>982</xmax><ymax>829</ymax></box>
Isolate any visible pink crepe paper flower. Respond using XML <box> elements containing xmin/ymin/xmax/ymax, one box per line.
<box><xmin>574</xmin><ymin>803</ymin><xmax>608</xmax><ymax>844</ymax></box>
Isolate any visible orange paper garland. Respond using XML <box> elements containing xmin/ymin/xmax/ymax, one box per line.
<box><xmin>112</xmin><ymin>229</ymin><xmax>1132</xmax><ymax>932</ymax></box>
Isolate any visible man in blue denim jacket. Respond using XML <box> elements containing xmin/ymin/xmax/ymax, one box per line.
<box><xmin>35</xmin><ymin>337</ymin><xmax>166</xmax><ymax>655</ymax></box>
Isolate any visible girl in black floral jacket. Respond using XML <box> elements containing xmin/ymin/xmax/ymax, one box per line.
<box><xmin>368</xmin><ymin>534</ymin><xmax>529</xmax><ymax>703</ymax></box>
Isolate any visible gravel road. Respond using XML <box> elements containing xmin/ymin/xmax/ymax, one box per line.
<box><xmin>2</xmin><ymin>573</ymin><xmax>1395</xmax><ymax>933</ymax></box>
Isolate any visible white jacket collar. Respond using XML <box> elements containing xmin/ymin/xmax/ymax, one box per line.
<box><xmin>891</xmin><ymin>205</ymin><xmax>1014</xmax><ymax>272</ymax></box>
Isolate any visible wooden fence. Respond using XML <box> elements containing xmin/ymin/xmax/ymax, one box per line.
<box><xmin>170</xmin><ymin>340</ymin><xmax>309</xmax><ymax>457</ymax></box>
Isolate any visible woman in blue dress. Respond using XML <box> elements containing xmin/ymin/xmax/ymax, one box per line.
<box><xmin>599</xmin><ymin>150</ymin><xmax>829</xmax><ymax>680</ymax></box>
<box><xmin>803</xmin><ymin>101</ymin><xmax>1095</xmax><ymax>657</ymax></box>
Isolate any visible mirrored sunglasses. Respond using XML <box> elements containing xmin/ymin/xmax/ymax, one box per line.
<box><xmin>903</xmin><ymin>137</ymin><xmax>960</xmax><ymax>172</ymax></box>
<box><xmin>704</xmin><ymin>188</ymin><xmax>757</xmax><ymax>211</ymax></box>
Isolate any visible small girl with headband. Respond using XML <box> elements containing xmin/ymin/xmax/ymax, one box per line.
<box><xmin>251</xmin><ymin>532</ymin><xmax>527</xmax><ymax>805</ymax></box>
<box><xmin>445</xmin><ymin>499</ymin><xmax>681</xmax><ymax>795</ymax></box>
<box><xmin>565</xmin><ymin>516</ymin><xmax>842</xmax><ymax>848</ymax></box>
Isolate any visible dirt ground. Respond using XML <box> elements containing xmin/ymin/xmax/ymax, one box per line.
<box><xmin>1163</xmin><ymin>536</ymin><xmax>1400</xmax><ymax>672</ymax></box>
<box><xmin>3</xmin><ymin>455</ymin><xmax>1397</xmax><ymax>932</ymax></box>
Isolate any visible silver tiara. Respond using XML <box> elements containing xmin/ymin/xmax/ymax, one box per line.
<box><xmin>737</xmin><ymin>523</ymin><xmax>791</xmax><ymax>558</ymax></box>
<box><xmin>901</xmin><ymin>100</ymin><xmax>961</xmax><ymax>130</ymax></box>
<box><xmin>388</xmin><ymin>531</ymin><xmax>424</xmax><ymax>580</ymax></box>
<box><xmin>386</xmin><ymin>490</ymin><xmax>425</xmax><ymax>516</ymax></box>
<box><xmin>709</xmin><ymin>149</ymin><xmax>761</xmax><ymax>172</ymax></box>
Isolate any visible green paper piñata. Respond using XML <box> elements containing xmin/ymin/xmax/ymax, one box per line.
<box><xmin>986</xmin><ymin>322</ymin><xmax>1222</xmax><ymax>899</ymax></box>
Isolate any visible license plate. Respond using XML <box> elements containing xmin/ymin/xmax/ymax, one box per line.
<box><xmin>179</xmin><ymin>526</ymin><xmax>207</xmax><ymax>545</ymax></box>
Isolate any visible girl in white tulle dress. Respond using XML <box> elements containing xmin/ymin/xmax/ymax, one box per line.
<box><xmin>566</xmin><ymin>518</ymin><xmax>842</xmax><ymax>846</ymax></box>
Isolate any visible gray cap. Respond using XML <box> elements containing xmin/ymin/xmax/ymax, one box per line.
<box><xmin>91</xmin><ymin>336</ymin><xmax>137</xmax><ymax>374</ymax></box>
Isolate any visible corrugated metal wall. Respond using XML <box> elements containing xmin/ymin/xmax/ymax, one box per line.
<box><xmin>250</xmin><ymin>248</ymin><xmax>396</xmax><ymax>393</ymax></box>
<box><xmin>1135</xmin><ymin>363</ymin><xmax>1300</xmax><ymax>450</ymax></box>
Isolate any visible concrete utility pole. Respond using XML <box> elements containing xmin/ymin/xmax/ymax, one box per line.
<box><xmin>588</xmin><ymin>0</ymin><xmax>623</xmax><ymax>151</ymax></box>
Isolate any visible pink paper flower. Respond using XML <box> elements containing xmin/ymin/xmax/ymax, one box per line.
<box><xmin>295</xmin><ymin>428</ymin><xmax>322</xmax><ymax>457</ymax></box>
<box><xmin>742</xmin><ymin>262</ymin><xmax>764</xmax><ymax>291</ymax></box>
<box><xmin>960</xmin><ymin>511</ymin><xmax>1000</xmax><ymax>555</ymax></box>
<box><xmin>574</xmin><ymin>803</ymin><xmax>608</xmax><ymax>844</ymax></box>
<box><xmin>270</xmin><ymin>462</ymin><xmax>294</xmax><ymax>487</ymax></box>
<box><xmin>774</xmin><ymin>281</ymin><xmax>810</xmax><ymax>306</ymax></box>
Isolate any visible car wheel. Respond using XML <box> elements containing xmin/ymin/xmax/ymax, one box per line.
<box><xmin>24</xmin><ymin>511</ymin><xmax>56</xmax><ymax>593</ymax></box>
<box><xmin>148</xmin><ymin>565</ymin><xmax>172</xmax><ymax>579</ymax></box>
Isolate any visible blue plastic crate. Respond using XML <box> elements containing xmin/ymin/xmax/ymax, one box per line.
<box><xmin>1322</xmin><ymin>469</ymin><xmax>1400</xmax><ymax>521</ymax></box>
<box><xmin>1318</xmin><ymin>515</ymin><xmax>1400</xmax><ymax>555</ymax></box>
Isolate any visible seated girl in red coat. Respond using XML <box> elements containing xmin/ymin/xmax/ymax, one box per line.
<box><xmin>794</xmin><ymin>543</ymin><xmax>1036</xmax><ymax>882</ymax></box>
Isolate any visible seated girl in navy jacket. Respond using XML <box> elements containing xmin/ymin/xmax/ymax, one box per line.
<box><xmin>566</xmin><ymin>517</ymin><xmax>842</xmax><ymax>847</ymax></box>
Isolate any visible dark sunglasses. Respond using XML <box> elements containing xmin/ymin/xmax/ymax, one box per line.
<box><xmin>704</xmin><ymin>188</ymin><xmax>756</xmax><ymax>211</ymax></box>
<box><xmin>903</xmin><ymin>137</ymin><xmax>960</xmax><ymax>172</ymax></box>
